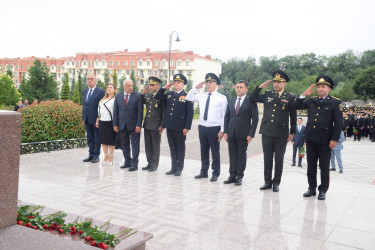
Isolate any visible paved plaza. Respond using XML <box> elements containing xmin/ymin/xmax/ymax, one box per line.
<box><xmin>18</xmin><ymin>120</ymin><xmax>375</xmax><ymax>249</ymax></box>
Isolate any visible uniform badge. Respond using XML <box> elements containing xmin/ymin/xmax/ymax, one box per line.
<box><xmin>282</xmin><ymin>105</ymin><xmax>285</xmax><ymax>110</ymax></box>
<box><xmin>155</xmin><ymin>103</ymin><xmax>158</xmax><ymax>108</ymax></box>
<box><xmin>167</xmin><ymin>95</ymin><xmax>171</xmax><ymax>99</ymax></box>
<box><xmin>179</xmin><ymin>96</ymin><xmax>186</xmax><ymax>102</ymax></box>
<box><xmin>339</xmin><ymin>103</ymin><xmax>344</xmax><ymax>111</ymax></box>
<box><xmin>267</xmin><ymin>97</ymin><xmax>273</xmax><ymax>103</ymax></box>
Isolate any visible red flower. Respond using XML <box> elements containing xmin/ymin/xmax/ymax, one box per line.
<box><xmin>58</xmin><ymin>229</ymin><xmax>64</xmax><ymax>234</ymax></box>
<box><xmin>42</xmin><ymin>225</ymin><xmax>49</xmax><ymax>230</ymax></box>
<box><xmin>78</xmin><ymin>230</ymin><xmax>83</xmax><ymax>236</ymax></box>
<box><xmin>17</xmin><ymin>221</ymin><xmax>23</xmax><ymax>225</ymax></box>
<box><xmin>49</xmin><ymin>227</ymin><xmax>55</xmax><ymax>231</ymax></box>
<box><xmin>90</xmin><ymin>241</ymin><xmax>96</xmax><ymax>246</ymax></box>
<box><xmin>90</xmin><ymin>237</ymin><xmax>94</xmax><ymax>240</ymax></box>
<box><xmin>70</xmin><ymin>226</ymin><xmax>77</xmax><ymax>233</ymax></box>
<box><xmin>27</xmin><ymin>216</ymin><xmax>34</xmax><ymax>219</ymax></box>
<box><xmin>70</xmin><ymin>231</ymin><xmax>76</xmax><ymax>235</ymax></box>
<box><xmin>84</xmin><ymin>236</ymin><xmax>90</xmax><ymax>242</ymax></box>
<box><xmin>32</xmin><ymin>226</ymin><xmax>37</xmax><ymax>229</ymax></box>
<box><xmin>25</xmin><ymin>222</ymin><xmax>32</xmax><ymax>227</ymax></box>
<box><xmin>101</xmin><ymin>244</ymin><xmax>108</xmax><ymax>249</ymax></box>
<box><xmin>52</xmin><ymin>223</ymin><xmax>57</xmax><ymax>228</ymax></box>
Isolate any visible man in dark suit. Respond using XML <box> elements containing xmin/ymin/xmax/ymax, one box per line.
<box><xmin>141</xmin><ymin>76</ymin><xmax>166</xmax><ymax>172</ymax></box>
<box><xmin>223</xmin><ymin>80</ymin><xmax>259</xmax><ymax>186</ymax></box>
<box><xmin>154</xmin><ymin>74</ymin><xmax>194</xmax><ymax>176</ymax></box>
<box><xmin>113</xmin><ymin>79</ymin><xmax>143</xmax><ymax>171</ymax></box>
<box><xmin>293</xmin><ymin>76</ymin><xmax>343</xmax><ymax>200</ymax></box>
<box><xmin>82</xmin><ymin>75</ymin><xmax>105</xmax><ymax>163</ymax></box>
<box><xmin>251</xmin><ymin>70</ymin><xmax>297</xmax><ymax>192</ymax></box>
<box><xmin>291</xmin><ymin>117</ymin><xmax>306</xmax><ymax>167</ymax></box>
<box><xmin>14</xmin><ymin>101</ymin><xmax>23</xmax><ymax>111</ymax></box>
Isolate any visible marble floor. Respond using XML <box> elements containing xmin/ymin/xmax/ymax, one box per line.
<box><xmin>18</xmin><ymin>128</ymin><xmax>375</xmax><ymax>249</ymax></box>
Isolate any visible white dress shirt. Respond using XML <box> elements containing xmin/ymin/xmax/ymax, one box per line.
<box><xmin>98</xmin><ymin>98</ymin><xmax>115</xmax><ymax>121</ymax></box>
<box><xmin>235</xmin><ymin>95</ymin><xmax>245</xmax><ymax>109</ymax></box>
<box><xmin>86</xmin><ymin>86</ymin><xmax>97</xmax><ymax>101</ymax></box>
<box><xmin>186</xmin><ymin>88</ymin><xmax>227</xmax><ymax>132</ymax></box>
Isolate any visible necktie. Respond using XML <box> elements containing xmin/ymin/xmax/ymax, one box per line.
<box><xmin>87</xmin><ymin>89</ymin><xmax>92</xmax><ymax>102</ymax></box>
<box><xmin>319</xmin><ymin>97</ymin><xmax>323</xmax><ymax>102</ymax></box>
<box><xmin>236</xmin><ymin>98</ymin><xmax>241</xmax><ymax>115</ymax></box>
<box><xmin>124</xmin><ymin>94</ymin><xmax>129</xmax><ymax>107</ymax></box>
<box><xmin>203</xmin><ymin>93</ymin><xmax>211</xmax><ymax>121</ymax></box>
<box><xmin>298</xmin><ymin>125</ymin><xmax>301</xmax><ymax>132</ymax></box>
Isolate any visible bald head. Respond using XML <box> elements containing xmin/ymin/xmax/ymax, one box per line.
<box><xmin>124</xmin><ymin>79</ymin><xmax>134</xmax><ymax>94</ymax></box>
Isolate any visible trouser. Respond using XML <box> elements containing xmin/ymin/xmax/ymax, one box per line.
<box><xmin>167</xmin><ymin>129</ymin><xmax>186</xmax><ymax>172</ymax></box>
<box><xmin>292</xmin><ymin>143</ymin><xmax>303</xmax><ymax>166</ymax></box>
<box><xmin>144</xmin><ymin>128</ymin><xmax>161</xmax><ymax>168</ymax></box>
<box><xmin>119</xmin><ymin>128</ymin><xmax>140</xmax><ymax>167</ymax></box>
<box><xmin>228</xmin><ymin>136</ymin><xmax>248</xmax><ymax>179</ymax></box>
<box><xmin>85</xmin><ymin>123</ymin><xmax>100</xmax><ymax>158</ymax></box>
<box><xmin>198</xmin><ymin>125</ymin><xmax>221</xmax><ymax>177</ymax></box>
<box><xmin>306</xmin><ymin>140</ymin><xmax>331</xmax><ymax>193</ymax></box>
<box><xmin>262</xmin><ymin>135</ymin><xmax>287</xmax><ymax>186</ymax></box>
<box><xmin>330</xmin><ymin>149</ymin><xmax>343</xmax><ymax>171</ymax></box>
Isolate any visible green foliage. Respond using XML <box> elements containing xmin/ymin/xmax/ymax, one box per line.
<box><xmin>353</xmin><ymin>66</ymin><xmax>375</xmax><ymax>100</ymax></box>
<box><xmin>104</xmin><ymin>70</ymin><xmax>110</xmax><ymax>84</ymax></box>
<box><xmin>218</xmin><ymin>77</ymin><xmax>235</xmax><ymax>99</ymax></box>
<box><xmin>118</xmin><ymin>76</ymin><xmax>125</xmax><ymax>93</ymax></box>
<box><xmin>6</xmin><ymin>67</ymin><xmax>13</xmax><ymax>78</ymax></box>
<box><xmin>0</xmin><ymin>73</ymin><xmax>20</xmax><ymax>107</ymax></box>
<box><xmin>70</xmin><ymin>77</ymin><xmax>76</xmax><ymax>100</ymax></box>
<box><xmin>19</xmin><ymin>59</ymin><xmax>59</xmax><ymax>101</ymax></box>
<box><xmin>20</xmin><ymin>100</ymin><xmax>85</xmax><ymax>143</ymax></box>
<box><xmin>77</xmin><ymin>71</ymin><xmax>83</xmax><ymax>105</ymax></box>
<box><xmin>112</xmin><ymin>70</ymin><xmax>118</xmax><ymax>87</ymax></box>
<box><xmin>130</xmin><ymin>69</ymin><xmax>138</xmax><ymax>92</ymax></box>
<box><xmin>72</xmin><ymin>82</ymin><xmax>81</xmax><ymax>104</ymax></box>
<box><xmin>97</xmin><ymin>79</ymin><xmax>106</xmax><ymax>90</ymax></box>
<box><xmin>186</xmin><ymin>79</ymin><xmax>193</xmax><ymax>92</ymax></box>
<box><xmin>60</xmin><ymin>72</ymin><xmax>70</xmax><ymax>100</ymax></box>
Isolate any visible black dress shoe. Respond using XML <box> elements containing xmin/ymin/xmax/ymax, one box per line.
<box><xmin>91</xmin><ymin>157</ymin><xmax>100</xmax><ymax>163</ymax></box>
<box><xmin>128</xmin><ymin>166</ymin><xmax>138</xmax><ymax>171</ymax></box>
<box><xmin>339</xmin><ymin>170</ymin><xmax>343</xmax><ymax>173</ymax></box>
<box><xmin>260</xmin><ymin>184</ymin><xmax>272</xmax><ymax>190</ymax></box>
<box><xmin>330</xmin><ymin>168</ymin><xmax>336</xmax><ymax>171</ymax></box>
<box><xmin>303</xmin><ymin>190</ymin><xmax>316</xmax><ymax>197</ymax></box>
<box><xmin>165</xmin><ymin>169</ymin><xmax>176</xmax><ymax>175</ymax></box>
<box><xmin>223</xmin><ymin>177</ymin><xmax>236</xmax><ymax>184</ymax></box>
<box><xmin>142</xmin><ymin>165</ymin><xmax>151</xmax><ymax>170</ymax></box>
<box><xmin>235</xmin><ymin>179</ymin><xmax>242</xmax><ymax>186</ymax></box>
<box><xmin>83</xmin><ymin>156</ymin><xmax>93</xmax><ymax>162</ymax></box>
<box><xmin>149</xmin><ymin>166</ymin><xmax>157</xmax><ymax>171</ymax></box>
<box><xmin>195</xmin><ymin>173</ymin><xmax>208</xmax><ymax>179</ymax></box>
<box><xmin>298</xmin><ymin>164</ymin><xmax>303</xmax><ymax>168</ymax></box>
<box><xmin>291</xmin><ymin>163</ymin><xmax>296</xmax><ymax>166</ymax></box>
<box><xmin>174</xmin><ymin>170</ymin><xmax>182</xmax><ymax>176</ymax></box>
<box><xmin>120</xmin><ymin>164</ymin><xmax>131</xmax><ymax>169</ymax></box>
<box><xmin>318</xmin><ymin>191</ymin><xmax>326</xmax><ymax>200</ymax></box>
<box><xmin>272</xmin><ymin>184</ymin><xmax>279</xmax><ymax>192</ymax></box>
<box><xmin>210</xmin><ymin>176</ymin><xmax>218</xmax><ymax>182</ymax></box>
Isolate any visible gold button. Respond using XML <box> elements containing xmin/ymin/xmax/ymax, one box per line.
<box><xmin>171</xmin><ymin>108</ymin><xmax>174</xmax><ymax>110</ymax></box>
<box><xmin>149</xmin><ymin>111</ymin><xmax>151</xmax><ymax>113</ymax></box>
<box><xmin>274</xmin><ymin>104</ymin><xmax>277</xmax><ymax>106</ymax></box>
<box><xmin>148</xmin><ymin>115</ymin><xmax>150</xmax><ymax>117</ymax></box>
<box><xmin>172</xmin><ymin>103</ymin><xmax>175</xmax><ymax>105</ymax></box>
<box><xmin>170</xmin><ymin>113</ymin><xmax>172</xmax><ymax>115</ymax></box>
<box><xmin>318</xmin><ymin>107</ymin><xmax>320</xmax><ymax>109</ymax></box>
<box><xmin>273</xmin><ymin>109</ymin><xmax>275</xmax><ymax>111</ymax></box>
<box><xmin>149</xmin><ymin>106</ymin><xmax>152</xmax><ymax>108</ymax></box>
<box><xmin>271</xmin><ymin>120</ymin><xmax>273</xmax><ymax>122</ymax></box>
<box><xmin>272</xmin><ymin>114</ymin><xmax>274</xmax><ymax>117</ymax></box>
<box><xmin>315</xmin><ymin>119</ymin><xmax>317</xmax><ymax>121</ymax></box>
<box><xmin>316</xmin><ymin>114</ymin><xmax>319</xmax><ymax>116</ymax></box>
<box><xmin>313</xmin><ymin>126</ymin><xmax>316</xmax><ymax>128</ymax></box>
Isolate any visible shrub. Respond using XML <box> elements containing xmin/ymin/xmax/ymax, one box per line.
<box><xmin>20</xmin><ymin>100</ymin><xmax>85</xmax><ymax>143</ymax></box>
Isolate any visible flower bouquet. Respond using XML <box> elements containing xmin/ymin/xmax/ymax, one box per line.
<box><xmin>298</xmin><ymin>146</ymin><xmax>305</xmax><ymax>158</ymax></box>
<box><xmin>353</xmin><ymin>128</ymin><xmax>358</xmax><ymax>135</ymax></box>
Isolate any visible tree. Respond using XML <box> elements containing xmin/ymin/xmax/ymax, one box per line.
<box><xmin>186</xmin><ymin>79</ymin><xmax>193</xmax><ymax>92</ymax></box>
<box><xmin>130</xmin><ymin>69</ymin><xmax>138</xmax><ymax>92</ymax></box>
<box><xmin>77</xmin><ymin>71</ymin><xmax>84</xmax><ymax>105</ymax></box>
<box><xmin>97</xmin><ymin>79</ymin><xmax>106</xmax><ymax>90</ymax></box>
<box><xmin>60</xmin><ymin>72</ymin><xmax>71</xmax><ymax>100</ymax></box>
<box><xmin>218</xmin><ymin>77</ymin><xmax>235</xmax><ymax>99</ymax></box>
<box><xmin>0</xmin><ymin>73</ymin><xmax>20</xmax><ymax>107</ymax></box>
<box><xmin>6</xmin><ymin>67</ymin><xmax>13</xmax><ymax>78</ymax></box>
<box><xmin>70</xmin><ymin>77</ymin><xmax>76</xmax><ymax>100</ymax></box>
<box><xmin>19</xmin><ymin>59</ymin><xmax>58</xmax><ymax>101</ymax></box>
<box><xmin>353</xmin><ymin>66</ymin><xmax>375</xmax><ymax>100</ymax></box>
<box><xmin>104</xmin><ymin>70</ymin><xmax>110</xmax><ymax>85</ymax></box>
<box><xmin>112</xmin><ymin>70</ymin><xmax>118</xmax><ymax>87</ymax></box>
<box><xmin>72</xmin><ymin>82</ymin><xmax>81</xmax><ymax>104</ymax></box>
<box><xmin>118</xmin><ymin>76</ymin><xmax>125</xmax><ymax>93</ymax></box>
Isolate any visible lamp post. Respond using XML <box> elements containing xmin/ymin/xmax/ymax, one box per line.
<box><xmin>168</xmin><ymin>31</ymin><xmax>180</xmax><ymax>84</ymax></box>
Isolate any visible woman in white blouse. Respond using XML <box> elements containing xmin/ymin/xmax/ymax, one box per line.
<box><xmin>95</xmin><ymin>84</ymin><xmax>117</xmax><ymax>165</ymax></box>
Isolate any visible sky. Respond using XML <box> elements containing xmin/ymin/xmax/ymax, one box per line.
<box><xmin>1</xmin><ymin>0</ymin><xmax>375</xmax><ymax>62</ymax></box>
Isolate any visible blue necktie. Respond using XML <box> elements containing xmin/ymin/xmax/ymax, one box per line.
<box><xmin>203</xmin><ymin>93</ymin><xmax>211</xmax><ymax>121</ymax></box>
<box><xmin>87</xmin><ymin>89</ymin><xmax>92</xmax><ymax>102</ymax></box>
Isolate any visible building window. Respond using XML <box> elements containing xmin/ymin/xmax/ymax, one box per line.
<box><xmin>187</xmin><ymin>70</ymin><xmax>192</xmax><ymax>76</ymax></box>
<box><xmin>171</xmin><ymin>60</ymin><xmax>175</xmax><ymax>67</ymax></box>
<box><xmin>16</xmin><ymin>79</ymin><xmax>18</xmax><ymax>83</ymax></box>
<box><xmin>116</xmin><ymin>61</ymin><xmax>120</xmax><ymax>66</ymax></box>
<box><xmin>154</xmin><ymin>60</ymin><xmax>159</xmax><ymax>67</ymax></box>
<box><xmin>89</xmin><ymin>61</ymin><xmax>93</xmax><ymax>66</ymax></box>
<box><xmin>177</xmin><ymin>61</ymin><xmax>182</xmax><ymax>66</ymax></box>
<box><xmin>62</xmin><ymin>66</ymin><xmax>65</xmax><ymax>71</ymax></box>
<box><xmin>154</xmin><ymin>69</ymin><xmax>158</xmax><ymax>75</ymax></box>
<box><xmin>102</xmin><ymin>60</ymin><xmax>106</xmax><ymax>66</ymax></box>
<box><xmin>26</xmin><ymin>66</ymin><xmax>29</xmax><ymax>70</ymax></box>
<box><xmin>131</xmin><ymin>61</ymin><xmax>135</xmax><ymax>66</ymax></box>
<box><xmin>89</xmin><ymin>69</ymin><xmax>93</xmax><ymax>74</ymax></box>
<box><xmin>138</xmin><ymin>70</ymin><xmax>144</xmax><ymax>77</ymax></box>
<box><xmin>109</xmin><ymin>61</ymin><xmax>113</xmax><ymax>66</ymax></box>
<box><xmin>83</xmin><ymin>61</ymin><xmax>87</xmax><ymax>66</ymax></box>
<box><xmin>148</xmin><ymin>70</ymin><xmax>152</xmax><ymax>75</ymax></box>
<box><xmin>139</xmin><ymin>61</ymin><xmax>143</xmax><ymax>66</ymax></box>
<box><xmin>178</xmin><ymin>70</ymin><xmax>183</xmax><ymax>74</ymax></box>
<box><xmin>117</xmin><ymin>70</ymin><xmax>121</xmax><ymax>75</ymax></box>
<box><xmin>72</xmin><ymin>61</ymin><xmax>75</xmax><ymax>66</ymax></box>
<box><xmin>147</xmin><ymin>61</ymin><xmax>151</xmax><ymax>66</ymax></box>
<box><xmin>95</xmin><ymin>61</ymin><xmax>99</xmax><ymax>66</ymax></box>
<box><xmin>126</xmin><ymin>69</ymin><xmax>130</xmax><ymax>75</ymax></box>
<box><xmin>123</xmin><ymin>60</ymin><xmax>128</xmax><ymax>66</ymax></box>
<box><xmin>171</xmin><ymin>70</ymin><xmax>175</xmax><ymax>76</ymax></box>
<box><xmin>16</xmin><ymin>65</ymin><xmax>19</xmax><ymax>70</ymax></box>
<box><xmin>162</xmin><ymin>61</ymin><xmax>166</xmax><ymax>66</ymax></box>
<box><xmin>186</xmin><ymin>61</ymin><xmax>190</xmax><ymax>66</ymax></box>
<box><xmin>97</xmin><ymin>69</ymin><xmax>101</xmax><ymax>74</ymax></box>
<box><xmin>21</xmin><ymin>65</ymin><xmax>23</xmax><ymax>70</ymax></box>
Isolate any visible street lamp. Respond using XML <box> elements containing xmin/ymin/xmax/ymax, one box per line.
<box><xmin>168</xmin><ymin>31</ymin><xmax>180</xmax><ymax>84</ymax></box>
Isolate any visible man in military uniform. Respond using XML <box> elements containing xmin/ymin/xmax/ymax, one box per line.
<box><xmin>251</xmin><ymin>70</ymin><xmax>297</xmax><ymax>192</ymax></box>
<box><xmin>154</xmin><ymin>74</ymin><xmax>194</xmax><ymax>176</ymax></box>
<box><xmin>353</xmin><ymin>113</ymin><xmax>363</xmax><ymax>141</ymax></box>
<box><xmin>141</xmin><ymin>76</ymin><xmax>166</xmax><ymax>172</ymax></box>
<box><xmin>293</xmin><ymin>76</ymin><xmax>343</xmax><ymax>200</ymax></box>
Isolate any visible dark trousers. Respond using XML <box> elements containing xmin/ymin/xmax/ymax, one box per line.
<box><xmin>144</xmin><ymin>128</ymin><xmax>161</xmax><ymax>168</ymax></box>
<box><xmin>228</xmin><ymin>136</ymin><xmax>248</xmax><ymax>179</ymax></box>
<box><xmin>354</xmin><ymin>129</ymin><xmax>361</xmax><ymax>141</ymax></box>
<box><xmin>198</xmin><ymin>125</ymin><xmax>221</xmax><ymax>177</ymax></box>
<box><xmin>167</xmin><ymin>129</ymin><xmax>186</xmax><ymax>172</ymax></box>
<box><xmin>119</xmin><ymin>128</ymin><xmax>140</xmax><ymax>167</ymax></box>
<box><xmin>306</xmin><ymin>140</ymin><xmax>331</xmax><ymax>192</ymax></box>
<box><xmin>292</xmin><ymin>144</ymin><xmax>303</xmax><ymax>166</ymax></box>
<box><xmin>262</xmin><ymin>135</ymin><xmax>287</xmax><ymax>186</ymax></box>
<box><xmin>85</xmin><ymin>123</ymin><xmax>100</xmax><ymax>158</ymax></box>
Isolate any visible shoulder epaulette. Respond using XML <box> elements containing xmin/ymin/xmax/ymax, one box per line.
<box><xmin>331</xmin><ymin>96</ymin><xmax>341</xmax><ymax>100</ymax></box>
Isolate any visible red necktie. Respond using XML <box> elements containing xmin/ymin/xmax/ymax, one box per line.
<box><xmin>236</xmin><ymin>98</ymin><xmax>241</xmax><ymax>115</ymax></box>
<box><xmin>124</xmin><ymin>94</ymin><xmax>129</xmax><ymax>107</ymax></box>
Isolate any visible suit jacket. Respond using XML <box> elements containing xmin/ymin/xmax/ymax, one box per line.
<box><xmin>293</xmin><ymin>95</ymin><xmax>343</xmax><ymax>144</ymax></box>
<box><xmin>142</xmin><ymin>93</ymin><xmax>166</xmax><ymax>131</ymax></box>
<box><xmin>250</xmin><ymin>86</ymin><xmax>297</xmax><ymax>139</ymax></box>
<box><xmin>224</xmin><ymin>96</ymin><xmax>259</xmax><ymax>139</ymax></box>
<box><xmin>292</xmin><ymin>125</ymin><xmax>306</xmax><ymax>147</ymax></box>
<box><xmin>82</xmin><ymin>87</ymin><xmax>105</xmax><ymax>124</ymax></box>
<box><xmin>113</xmin><ymin>92</ymin><xmax>143</xmax><ymax>131</ymax></box>
<box><xmin>154</xmin><ymin>88</ymin><xmax>194</xmax><ymax>131</ymax></box>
